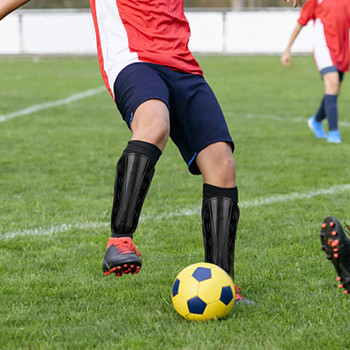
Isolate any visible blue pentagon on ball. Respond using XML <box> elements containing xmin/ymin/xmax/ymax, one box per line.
<box><xmin>187</xmin><ymin>296</ymin><xmax>207</xmax><ymax>314</ymax></box>
<box><xmin>172</xmin><ymin>278</ymin><xmax>180</xmax><ymax>297</ymax></box>
<box><xmin>220</xmin><ymin>286</ymin><xmax>234</xmax><ymax>305</ymax></box>
<box><xmin>192</xmin><ymin>267</ymin><xmax>211</xmax><ymax>282</ymax></box>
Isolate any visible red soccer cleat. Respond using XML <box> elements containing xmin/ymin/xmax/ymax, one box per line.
<box><xmin>102</xmin><ymin>237</ymin><xmax>142</xmax><ymax>276</ymax></box>
<box><xmin>234</xmin><ymin>285</ymin><xmax>255</xmax><ymax>305</ymax></box>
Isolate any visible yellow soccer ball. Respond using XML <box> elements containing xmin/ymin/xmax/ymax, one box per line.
<box><xmin>171</xmin><ymin>262</ymin><xmax>235</xmax><ymax>321</ymax></box>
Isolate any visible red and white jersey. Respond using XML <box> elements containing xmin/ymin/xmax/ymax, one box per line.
<box><xmin>298</xmin><ymin>0</ymin><xmax>350</xmax><ymax>72</ymax></box>
<box><xmin>90</xmin><ymin>0</ymin><xmax>203</xmax><ymax>98</ymax></box>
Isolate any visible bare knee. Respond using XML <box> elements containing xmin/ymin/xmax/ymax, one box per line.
<box><xmin>196</xmin><ymin>142</ymin><xmax>236</xmax><ymax>188</ymax></box>
<box><xmin>131</xmin><ymin>99</ymin><xmax>170</xmax><ymax>150</ymax></box>
<box><xmin>324</xmin><ymin>72</ymin><xmax>340</xmax><ymax>95</ymax></box>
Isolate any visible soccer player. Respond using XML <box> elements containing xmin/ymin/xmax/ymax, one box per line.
<box><xmin>320</xmin><ymin>216</ymin><xmax>350</xmax><ymax>295</ymax></box>
<box><xmin>1</xmin><ymin>0</ymin><xmax>303</xmax><ymax>305</ymax></box>
<box><xmin>281</xmin><ymin>0</ymin><xmax>350</xmax><ymax>144</ymax></box>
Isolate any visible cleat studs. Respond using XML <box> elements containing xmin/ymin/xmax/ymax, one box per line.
<box><xmin>333</xmin><ymin>248</ymin><xmax>339</xmax><ymax>252</ymax></box>
<box><xmin>330</xmin><ymin>222</ymin><xmax>335</xmax><ymax>227</ymax></box>
<box><xmin>331</xmin><ymin>231</ymin><xmax>337</xmax><ymax>236</ymax></box>
<box><xmin>117</xmin><ymin>266</ymin><xmax>122</xmax><ymax>269</ymax></box>
<box><xmin>336</xmin><ymin>276</ymin><xmax>341</xmax><ymax>282</ymax></box>
<box><xmin>338</xmin><ymin>284</ymin><xmax>343</xmax><ymax>289</ymax></box>
<box><xmin>327</xmin><ymin>239</ymin><xmax>332</xmax><ymax>245</ymax></box>
<box><xmin>344</xmin><ymin>290</ymin><xmax>349</xmax><ymax>295</ymax></box>
<box><xmin>331</xmin><ymin>240</ymin><xmax>339</xmax><ymax>247</ymax></box>
<box><xmin>334</xmin><ymin>253</ymin><xmax>339</xmax><ymax>258</ymax></box>
<box><xmin>321</xmin><ymin>223</ymin><xmax>326</xmax><ymax>228</ymax></box>
<box><xmin>123</xmin><ymin>264</ymin><xmax>128</xmax><ymax>268</ymax></box>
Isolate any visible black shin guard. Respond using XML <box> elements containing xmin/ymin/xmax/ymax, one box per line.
<box><xmin>111</xmin><ymin>142</ymin><xmax>161</xmax><ymax>237</ymax></box>
<box><xmin>201</xmin><ymin>190</ymin><xmax>240</xmax><ymax>279</ymax></box>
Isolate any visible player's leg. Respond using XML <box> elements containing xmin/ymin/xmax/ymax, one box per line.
<box><xmin>196</xmin><ymin>142</ymin><xmax>254</xmax><ymax>304</ymax></box>
<box><xmin>196</xmin><ymin>141</ymin><xmax>239</xmax><ymax>278</ymax></box>
<box><xmin>320</xmin><ymin>216</ymin><xmax>350</xmax><ymax>294</ymax></box>
<box><xmin>312</xmin><ymin>23</ymin><xmax>342</xmax><ymax>143</ymax></box>
<box><xmin>310</xmin><ymin>23</ymin><xmax>338</xmax><ymax>140</ymax></box>
<box><xmin>103</xmin><ymin>99</ymin><xmax>169</xmax><ymax>276</ymax></box>
<box><xmin>166</xmin><ymin>73</ymin><xmax>239</xmax><ymax>280</ymax></box>
<box><xmin>103</xmin><ymin>63</ymin><xmax>170</xmax><ymax>276</ymax></box>
<box><xmin>163</xmin><ymin>67</ymin><xmax>253</xmax><ymax>303</ymax></box>
<box><xmin>323</xmin><ymin>71</ymin><xmax>342</xmax><ymax>143</ymax></box>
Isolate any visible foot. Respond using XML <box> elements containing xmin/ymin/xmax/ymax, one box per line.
<box><xmin>320</xmin><ymin>216</ymin><xmax>350</xmax><ymax>294</ymax></box>
<box><xmin>234</xmin><ymin>285</ymin><xmax>255</xmax><ymax>305</ymax></box>
<box><xmin>102</xmin><ymin>237</ymin><xmax>142</xmax><ymax>276</ymax></box>
<box><xmin>307</xmin><ymin>116</ymin><xmax>327</xmax><ymax>139</ymax></box>
<box><xmin>327</xmin><ymin>130</ymin><xmax>341</xmax><ymax>144</ymax></box>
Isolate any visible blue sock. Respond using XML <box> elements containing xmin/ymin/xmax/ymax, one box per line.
<box><xmin>324</xmin><ymin>94</ymin><xmax>338</xmax><ymax>131</ymax></box>
<box><xmin>315</xmin><ymin>96</ymin><xmax>326</xmax><ymax>122</ymax></box>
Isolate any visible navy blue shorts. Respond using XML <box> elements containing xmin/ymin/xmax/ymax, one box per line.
<box><xmin>113</xmin><ymin>62</ymin><xmax>233</xmax><ymax>175</ymax></box>
<box><xmin>320</xmin><ymin>66</ymin><xmax>345</xmax><ymax>82</ymax></box>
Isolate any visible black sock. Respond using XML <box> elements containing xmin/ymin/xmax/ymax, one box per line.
<box><xmin>315</xmin><ymin>96</ymin><xmax>326</xmax><ymax>122</ymax></box>
<box><xmin>122</xmin><ymin>140</ymin><xmax>162</xmax><ymax>167</ymax></box>
<box><xmin>203</xmin><ymin>183</ymin><xmax>238</xmax><ymax>203</ymax></box>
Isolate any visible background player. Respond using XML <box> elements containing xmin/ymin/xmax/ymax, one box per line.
<box><xmin>1</xmin><ymin>0</ymin><xmax>303</xmax><ymax>305</ymax></box>
<box><xmin>281</xmin><ymin>0</ymin><xmax>350</xmax><ymax>144</ymax></box>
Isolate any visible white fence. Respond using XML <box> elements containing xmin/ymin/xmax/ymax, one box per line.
<box><xmin>0</xmin><ymin>9</ymin><xmax>313</xmax><ymax>55</ymax></box>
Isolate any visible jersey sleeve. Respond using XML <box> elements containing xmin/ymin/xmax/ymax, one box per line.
<box><xmin>297</xmin><ymin>0</ymin><xmax>317</xmax><ymax>26</ymax></box>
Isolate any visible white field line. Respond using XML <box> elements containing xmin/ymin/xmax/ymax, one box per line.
<box><xmin>224</xmin><ymin>112</ymin><xmax>350</xmax><ymax>128</ymax></box>
<box><xmin>0</xmin><ymin>87</ymin><xmax>105</xmax><ymax>123</ymax></box>
<box><xmin>1</xmin><ymin>183</ymin><xmax>349</xmax><ymax>240</ymax></box>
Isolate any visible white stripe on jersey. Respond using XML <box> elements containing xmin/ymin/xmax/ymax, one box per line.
<box><xmin>313</xmin><ymin>18</ymin><xmax>334</xmax><ymax>71</ymax></box>
<box><xmin>93</xmin><ymin>0</ymin><xmax>140</xmax><ymax>98</ymax></box>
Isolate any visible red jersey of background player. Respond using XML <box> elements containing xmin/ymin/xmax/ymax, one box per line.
<box><xmin>298</xmin><ymin>0</ymin><xmax>350</xmax><ymax>72</ymax></box>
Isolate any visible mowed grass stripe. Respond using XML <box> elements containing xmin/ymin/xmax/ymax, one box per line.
<box><xmin>2</xmin><ymin>183</ymin><xmax>349</xmax><ymax>240</ymax></box>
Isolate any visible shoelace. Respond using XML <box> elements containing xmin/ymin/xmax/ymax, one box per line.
<box><xmin>111</xmin><ymin>238</ymin><xmax>141</xmax><ymax>256</ymax></box>
<box><xmin>234</xmin><ymin>285</ymin><xmax>245</xmax><ymax>301</ymax></box>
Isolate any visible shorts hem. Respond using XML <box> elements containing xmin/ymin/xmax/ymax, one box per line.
<box><xmin>187</xmin><ymin>139</ymin><xmax>234</xmax><ymax>175</ymax></box>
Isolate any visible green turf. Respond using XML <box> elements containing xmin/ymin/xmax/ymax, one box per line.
<box><xmin>1</xmin><ymin>56</ymin><xmax>350</xmax><ymax>349</ymax></box>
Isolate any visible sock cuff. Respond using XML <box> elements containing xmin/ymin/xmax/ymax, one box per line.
<box><xmin>203</xmin><ymin>183</ymin><xmax>238</xmax><ymax>203</ymax></box>
<box><xmin>324</xmin><ymin>94</ymin><xmax>338</xmax><ymax>101</ymax></box>
<box><xmin>123</xmin><ymin>140</ymin><xmax>162</xmax><ymax>167</ymax></box>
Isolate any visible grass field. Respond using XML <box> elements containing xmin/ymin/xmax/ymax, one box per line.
<box><xmin>1</xmin><ymin>55</ymin><xmax>350</xmax><ymax>349</ymax></box>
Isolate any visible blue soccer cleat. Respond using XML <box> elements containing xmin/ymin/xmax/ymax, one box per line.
<box><xmin>307</xmin><ymin>116</ymin><xmax>327</xmax><ymax>139</ymax></box>
<box><xmin>327</xmin><ymin>130</ymin><xmax>341</xmax><ymax>144</ymax></box>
